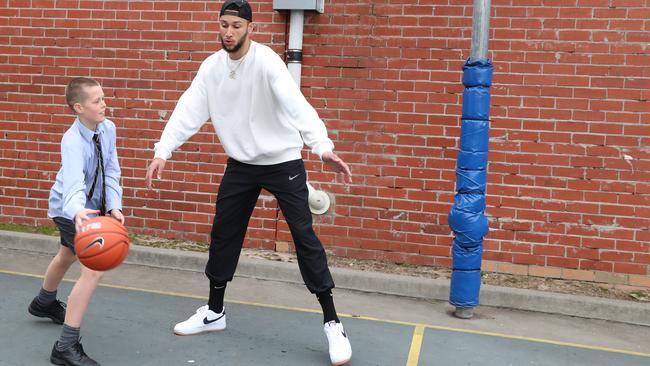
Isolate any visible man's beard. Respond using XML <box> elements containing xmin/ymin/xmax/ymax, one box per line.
<box><xmin>221</xmin><ymin>31</ymin><xmax>248</xmax><ymax>54</ymax></box>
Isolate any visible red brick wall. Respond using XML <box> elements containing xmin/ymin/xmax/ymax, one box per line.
<box><xmin>1</xmin><ymin>0</ymin><xmax>648</xmax><ymax>286</ymax></box>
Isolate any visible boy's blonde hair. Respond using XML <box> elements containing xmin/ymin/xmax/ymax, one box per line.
<box><xmin>65</xmin><ymin>77</ymin><xmax>100</xmax><ymax>112</ymax></box>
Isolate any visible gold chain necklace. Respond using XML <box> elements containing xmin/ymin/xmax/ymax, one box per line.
<box><xmin>226</xmin><ymin>53</ymin><xmax>247</xmax><ymax>79</ymax></box>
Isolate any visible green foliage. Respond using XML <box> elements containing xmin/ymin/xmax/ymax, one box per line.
<box><xmin>629</xmin><ymin>291</ymin><xmax>649</xmax><ymax>302</ymax></box>
<box><xmin>0</xmin><ymin>223</ymin><xmax>59</xmax><ymax>236</ymax></box>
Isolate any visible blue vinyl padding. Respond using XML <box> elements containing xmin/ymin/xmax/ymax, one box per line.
<box><xmin>449</xmin><ymin>59</ymin><xmax>493</xmax><ymax>308</ymax></box>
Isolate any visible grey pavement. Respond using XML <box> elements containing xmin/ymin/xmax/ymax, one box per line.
<box><xmin>2</xmin><ymin>230</ymin><xmax>648</xmax><ymax>326</ymax></box>
<box><xmin>1</xmin><ymin>230</ymin><xmax>650</xmax><ymax>365</ymax></box>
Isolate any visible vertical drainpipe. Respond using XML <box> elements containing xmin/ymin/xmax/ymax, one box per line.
<box><xmin>286</xmin><ymin>9</ymin><xmax>331</xmax><ymax>215</ymax></box>
<box><xmin>287</xmin><ymin>10</ymin><xmax>304</xmax><ymax>87</ymax></box>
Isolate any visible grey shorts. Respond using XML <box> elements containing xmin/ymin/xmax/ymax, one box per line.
<box><xmin>53</xmin><ymin>217</ymin><xmax>76</xmax><ymax>254</ymax></box>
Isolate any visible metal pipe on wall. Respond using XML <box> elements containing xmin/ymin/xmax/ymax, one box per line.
<box><xmin>284</xmin><ymin>9</ymin><xmax>331</xmax><ymax>215</ymax></box>
<box><xmin>470</xmin><ymin>0</ymin><xmax>491</xmax><ymax>62</ymax></box>
<box><xmin>287</xmin><ymin>10</ymin><xmax>304</xmax><ymax>87</ymax></box>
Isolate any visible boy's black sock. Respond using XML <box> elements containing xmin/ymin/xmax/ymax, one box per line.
<box><xmin>208</xmin><ymin>281</ymin><xmax>226</xmax><ymax>314</ymax></box>
<box><xmin>317</xmin><ymin>290</ymin><xmax>340</xmax><ymax>324</ymax></box>
<box><xmin>56</xmin><ymin>324</ymin><xmax>80</xmax><ymax>351</ymax></box>
<box><xmin>35</xmin><ymin>287</ymin><xmax>57</xmax><ymax>307</ymax></box>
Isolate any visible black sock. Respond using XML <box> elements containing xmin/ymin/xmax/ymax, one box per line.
<box><xmin>208</xmin><ymin>281</ymin><xmax>226</xmax><ymax>314</ymax></box>
<box><xmin>317</xmin><ymin>290</ymin><xmax>339</xmax><ymax>324</ymax></box>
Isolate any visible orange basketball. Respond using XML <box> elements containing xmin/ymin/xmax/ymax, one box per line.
<box><xmin>74</xmin><ymin>216</ymin><xmax>129</xmax><ymax>271</ymax></box>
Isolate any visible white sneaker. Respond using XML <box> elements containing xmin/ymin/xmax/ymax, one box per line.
<box><xmin>173</xmin><ymin>305</ymin><xmax>226</xmax><ymax>336</ymax></box>
<box><xmin>323</xmin><ymin>320</ymin><xmax>352</xmax><ymax>365</ymax></box>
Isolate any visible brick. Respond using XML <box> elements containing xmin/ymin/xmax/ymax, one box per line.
<box><xmin>497</xmin><ymin>263</ymin><xmax>529</xmax><ymax>276</ymax></box>
<box><xmin>275</xmin><ymin>241</ymin><xmax>290</xmax><ymax>253</ymax></box>
<box><xmin>548</xmin><ymin>257</ymin><xmax>580</xmax><ymax>269</ymax></box>
<box><xmin>1</xmin><ymin>1</ymin><xmax>649</xmax><ymax>284</ymax></box>
<box><xmin>529</xmin><ymin>266</ymin><xmax>563</xmax><ymax>279</ymax></box>
<box><xmin>614</xmin><ymin>263</ymin><xmax>648</xmax><ymax>275</ymax></box>
<box><xmin>562</xmin><ymin>269</ymin><xmax>596</xmax><ymax>282</ymax></box>
<box><xmin>628</xmin><ymin>275</ymin><xmax>650</xmax><ymax>288</ymax></box>
<box><xmin>594</xmin><ymin>271</ymin><xmax>629</xmax><ymax>285</ymax></box>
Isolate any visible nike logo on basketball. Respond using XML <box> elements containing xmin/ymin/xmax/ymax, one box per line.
<box><xmin>203</xmin><ymin>313</ymin><xmax>225</xmax><ymax>325</ymax></box>
<box><xmin>289</xmin><ymin>174</ymin><xmax>300</xmax><ymax>181</ymax></box>
<box><xmin>81</xmin><ymin>237</ymin><xmax>105</xmax><ymax>254</ymax></box>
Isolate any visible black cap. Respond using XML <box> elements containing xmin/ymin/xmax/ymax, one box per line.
<box><xmin>220</xmin><ymin>0</ymin><xmax>253</xmax><ymax>22</ymax></box>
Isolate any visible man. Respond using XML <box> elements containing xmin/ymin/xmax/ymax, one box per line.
<box><xmin>145</xmin><ymin>1</ymin><xmax>352</xmax><ymax>365</ymax></box>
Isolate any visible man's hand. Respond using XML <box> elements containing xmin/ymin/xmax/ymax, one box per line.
<box><xmin>74</xmin><ymin>208</ymin><xmax>100</xmax><ymax>232</ymax></box>
<box><xmin>109</xmin><ymin>209</ymin><xmax>125</xmax><ymax>225</ymax></box>
<box><xmin>322</xmin><ymin>152</ymin><xmax>352</xmax><ymax>184</ymax></box>
<box><xmin>145</xmin><ymin>158</ymin><xmax>166</xmax><ymax>189</ymax></box>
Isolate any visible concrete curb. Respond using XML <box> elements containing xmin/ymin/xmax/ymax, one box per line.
<box><xmin>1</xmin><ymin>230</ymin><xmax>648</xmax><ymax>326</ymax></box>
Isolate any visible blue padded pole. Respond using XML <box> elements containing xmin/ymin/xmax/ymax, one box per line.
<box><xmin>448</xmin><ymin>0</ymin><xmax>492</xmax><ymax>319</ymax></box>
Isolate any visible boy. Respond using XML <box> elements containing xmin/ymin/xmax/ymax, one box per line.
<box><xmin>145</xmin><ymin>1</ymin><xmax>352</xmax><ymax>365</ymax></box>
<box><xmin>28</xmin><ymin>77</ymin><xmax>124</xmax><ymax>366</ymax></box>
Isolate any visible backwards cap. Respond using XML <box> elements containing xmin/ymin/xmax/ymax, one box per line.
<box><xmin>220</xmin><ymin>0</ymin><xmax>253</xmax><ymax>22</ymax></box>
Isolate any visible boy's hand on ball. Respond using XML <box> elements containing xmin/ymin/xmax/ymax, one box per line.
<box><xmin>109</xmin><ymin>209</ymin><xmax>125</xmax><ymax>225</ymax></box>
<box><xmin>74</xmin><ymin>208</ymin><xmax>100</xmax><ymax>232</ymax></box>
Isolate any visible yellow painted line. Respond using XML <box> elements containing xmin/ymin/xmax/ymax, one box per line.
<box><xmin>406</xmin><ymin>325</ymin><xmax>424</xmax><ymax>366</ymax></box>
<box><xmin>2</xmin><ymin>269</ymin><xmax>44</xmax><ymax>280</ymax></box>
<box><xmin>421</xmin><ymin>324</ymin><xmax>650</xmax><ymax>358</ymax></box>
<box><xmin>2</xmin><ymin>269</ymin><xmax>649</xmax><ymax>359</ymax></box>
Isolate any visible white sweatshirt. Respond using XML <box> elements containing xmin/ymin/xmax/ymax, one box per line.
<box><xmin>154</xmin><ymin>41</ymin><xmax>334</xmax><ymax>165</ymax></box>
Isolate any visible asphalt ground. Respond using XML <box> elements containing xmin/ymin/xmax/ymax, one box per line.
<box><xmin>1</xmin><ymin>235</ymin><xmax>649</xmax><ymax>365</ymax></box>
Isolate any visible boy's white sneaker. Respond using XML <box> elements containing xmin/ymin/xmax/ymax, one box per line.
<box><xmin>323</xmin><ymin>320</ymin><xmax>352</xmax><ymax>365</ymax></box>
<box><xmin>173</xmin><ymin>305</ymin><xmax>226</xmax><ymax>336</ymax></box>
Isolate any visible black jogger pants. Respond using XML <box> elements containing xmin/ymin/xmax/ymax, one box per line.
<box><xmin>205</xmin><ymin>158</ymin><xmax>335</xmax><ymax>294</ymax></box>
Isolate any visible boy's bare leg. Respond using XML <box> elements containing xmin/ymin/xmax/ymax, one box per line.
<box><xmin>29</xmin><ymin>246</ymin><xmax>76</xmax><ymax>324</ymax></box>
<box><xmin>51</xmin><ymin>264</ymin><xmax>103</xmax><ymax>365</ymax></box>
<box><xmin>42</xmin><ymin>246</ymin><xmax>77</xmax><ymax>291</ymax></box>
<box><xmin>64</xmin><ymin>265</ymin><xmax>104</xmax><ymax>327</ymax></box>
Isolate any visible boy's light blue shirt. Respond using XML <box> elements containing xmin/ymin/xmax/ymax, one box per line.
<box><xmin>48</xmin><ymin>117</ymin><xmax>123</xmax><ymax>220</ymax></box>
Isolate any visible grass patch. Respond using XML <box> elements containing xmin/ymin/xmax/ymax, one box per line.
<box><xmin>131</xmin><ymin>234</ymin><xmax>210</xmax><ymax>252</ymax></box>
<box><xmin>0</xmin><ymin>223</ymin><xmax>59</xmax><ymax>236</ymax></box>
<box><xmin>629</xmin><ymin>291</ymin><xmax>649</xmax><ymax>302</ymax></box>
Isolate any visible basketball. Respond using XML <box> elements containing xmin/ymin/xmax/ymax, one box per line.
<box><xmin>74</xmin><ymin>216</ymin><xmax>129</xmax><ymax>271</ymax></box>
